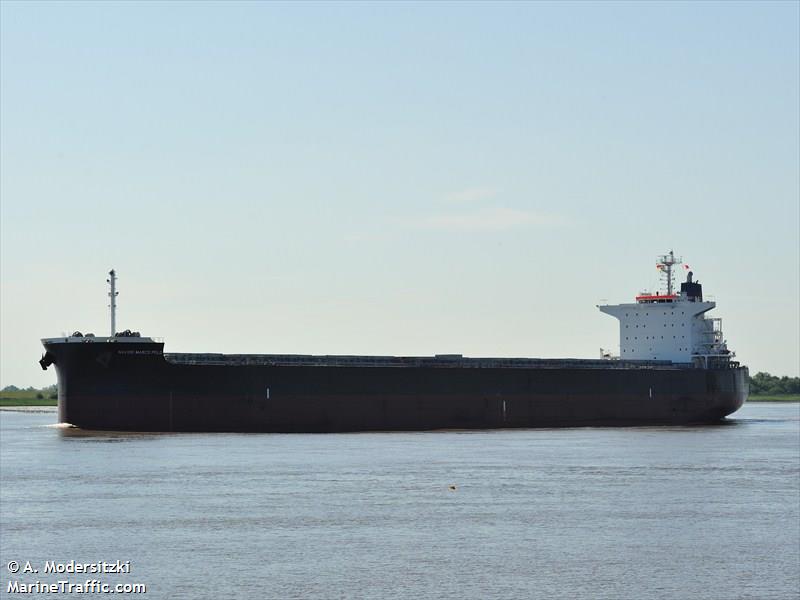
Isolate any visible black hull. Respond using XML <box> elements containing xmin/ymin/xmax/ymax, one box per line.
<box><xmin>43</xmin><ymin>341</ymin><xmax>748</xmax><ymax>432</ymax></box>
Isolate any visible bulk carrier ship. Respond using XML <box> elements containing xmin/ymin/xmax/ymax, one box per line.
<box><xmin>39</xmin><ymin>252</ymin><xmax>747</xmax><ymax>432</ymax></box>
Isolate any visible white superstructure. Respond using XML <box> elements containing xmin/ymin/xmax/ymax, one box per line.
<box><xmin>598</xmin><ymin>251</ymin><xmax>733</xmax><ymax>367</ymax></box>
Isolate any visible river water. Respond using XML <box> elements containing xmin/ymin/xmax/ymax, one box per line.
<box><xmin>1</xmin><ymin>403</ymin><xmax>798</xmax><ymax>599</ymax></box>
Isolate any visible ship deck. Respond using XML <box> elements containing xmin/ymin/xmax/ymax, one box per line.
<box><xmin>163</xmin><ymin>353</ymin><xmax>695</xmax><ymax>370</ymax></box>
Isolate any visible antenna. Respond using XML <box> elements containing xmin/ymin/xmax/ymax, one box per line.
<box><xmin>107</xmin><ymin>269</ymin><xmax>118</xmax><ymax>336</ymax></box>
<box><xmin>656</xmin><ymin>250</ymin><xmax>682</xmax><ymax>295</ymax></box>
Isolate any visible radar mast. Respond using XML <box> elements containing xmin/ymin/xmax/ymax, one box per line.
<box><xmin>657</xmin><ymin>250</ymin><xmax>682</xmax><ymax>295</ymax></box>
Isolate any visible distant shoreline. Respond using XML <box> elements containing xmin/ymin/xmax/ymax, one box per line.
<box><xmin>0</xmin><ymin>405</ymin><xmax>58</xmax><ymax>413</ymax></box>
<box><xmin>746</xmin><ymin>395</ymin><xmax>799</xmax><ymax>402</ymax></box>
<box><xmin>0</xmin><ymin>397</ymin><xmax>57</xmax><ymax>407</ymax></box>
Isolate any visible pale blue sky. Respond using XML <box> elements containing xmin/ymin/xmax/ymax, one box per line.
<box><xmin>2</xmin><ymin>1</ymin><xmax>798</xmax><ymax>387</ymax></box>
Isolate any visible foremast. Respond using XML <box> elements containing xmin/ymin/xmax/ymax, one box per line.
<box><xmin>107</xmin><ymin>269</ymin><xmax>118</xmax><ymax>337</ymax></box>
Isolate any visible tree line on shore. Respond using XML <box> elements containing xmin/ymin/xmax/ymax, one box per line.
<box><xmin>748</xmin><ymin>372</ymin><xmax>799</xmax><ymax>396</ymax></box>
<box><xmin>1</xmin><ymin>384</ymin><xmax>57</xmax><ymax>400</ymax></box>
